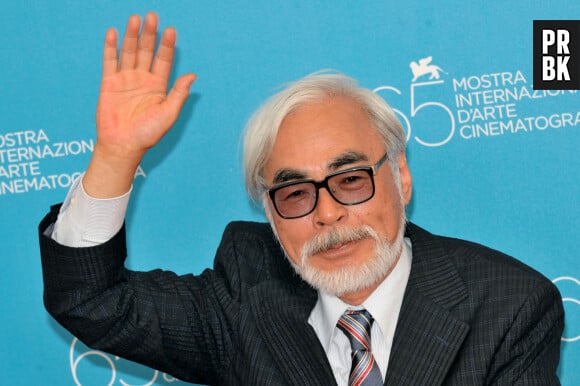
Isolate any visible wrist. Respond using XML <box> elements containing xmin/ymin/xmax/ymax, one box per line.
<box><xmin>83</xmin><ymin>143</ymin><xmax>143</xmax><ymax>198</ymax></box>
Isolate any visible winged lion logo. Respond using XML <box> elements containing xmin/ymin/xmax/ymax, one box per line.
<box><xmin>410</xmin><ymin>56</ymin><xmax>447</xmax><ymax>81</ymax></box>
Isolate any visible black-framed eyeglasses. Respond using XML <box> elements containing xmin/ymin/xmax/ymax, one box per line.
<box><xmin>268</xmin><ymin>153</ymin><xmax>389</xmax><ymax>219</ymax></box>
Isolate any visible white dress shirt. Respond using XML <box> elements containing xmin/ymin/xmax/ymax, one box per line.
<box><xmin>50</xmin><ymin>176</ymin><xmax>413</xmax><ymax>385</ymax></box>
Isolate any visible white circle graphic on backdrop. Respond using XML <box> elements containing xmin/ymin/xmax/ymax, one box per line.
<box><xmin>553</xmin><ymin>276</ymin><xmax>580</xmax><ymax>342</ymax></box>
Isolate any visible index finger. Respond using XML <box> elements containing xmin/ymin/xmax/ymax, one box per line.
<box><xmin>151</xmin><ymin>27</ymin><xmax>177</xmax><ymax>80</ymax></box>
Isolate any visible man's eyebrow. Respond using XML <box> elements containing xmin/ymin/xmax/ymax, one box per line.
<box><xmin>328</xmin><ymin>151</ymin><xmax>369</xmax><ymax>171</ymax></box>
<box><xmin>271</xmin><ymin>151</ymin><xmax>370</xmax><ymax>185</ymax></box>
<box><xmin>272</xmin><ymin>169</ymin><xmax>308</xmax><ymax>185</ymax></box>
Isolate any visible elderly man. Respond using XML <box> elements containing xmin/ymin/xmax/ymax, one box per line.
<box><xmin>39</xmin><ymin>13</ymin><xmax>564</xmax><ymax>386</ymax></box>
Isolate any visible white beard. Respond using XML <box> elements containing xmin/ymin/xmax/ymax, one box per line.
<box><xmin>291</xmin><ymin>218</ymin><xmax>405</xmax><ymax>297</ymax></box>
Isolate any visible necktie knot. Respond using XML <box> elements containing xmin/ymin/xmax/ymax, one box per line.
<box><xmin>337</xmin><ymin>309</ymin><xmax>374</xmax><ymax>352</ymax></box>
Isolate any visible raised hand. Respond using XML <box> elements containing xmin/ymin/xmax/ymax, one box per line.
<box><xmin>85</xmin><ymin>12</ymin><xmax>196</xmax><ymax>198</ymax></box>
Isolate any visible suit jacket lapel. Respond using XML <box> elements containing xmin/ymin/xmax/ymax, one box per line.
<box><xmin>249</xmin><ymin>280</ymin><xmax>338</xmax><ymax>386</ymax></box>
<box><xmin>385</xmin><ymin>223</ymin><xmax>470</xmax><ymax>385</ymax></box>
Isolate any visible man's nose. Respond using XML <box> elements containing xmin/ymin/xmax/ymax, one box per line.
<box><xmin>313</xmin><ymin>187</ymin><xmax>347</xmax><ymax>227</ymax></box>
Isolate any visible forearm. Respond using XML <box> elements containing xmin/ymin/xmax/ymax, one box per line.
<box><xmin>39</xmin><ymin>207</ymin><xmax>234</xmax><ymax>383</ymax></box>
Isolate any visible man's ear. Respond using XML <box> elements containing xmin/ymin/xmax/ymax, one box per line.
<box><xmin>397</xmin><ymin>152</ymin><xmax>413</xmax><ymax>205</ymax></box>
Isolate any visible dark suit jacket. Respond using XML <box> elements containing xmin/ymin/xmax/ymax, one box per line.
<box><xmin>39</xmin><ymin>204</ymin><xmax>564</xmax><ymax>385</ymax></box>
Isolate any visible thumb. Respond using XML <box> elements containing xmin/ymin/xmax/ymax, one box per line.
<box><xmin>165</xmin><ymin>73</ymin><xmax>197</xmax><ymax>119</ymax></box>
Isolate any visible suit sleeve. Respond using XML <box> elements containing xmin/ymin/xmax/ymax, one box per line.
<box><xmin>487</xmin><ymin>278</ymin><xmax>565</xmax><ymax>385</ymax></box>
<box><xmin>39</xmin><ymin>204</ymin><xmax>241</xmax><ymax>385</ymax></box>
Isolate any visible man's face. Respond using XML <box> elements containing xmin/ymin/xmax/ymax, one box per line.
<box><xmin>263</xmin><ymin>96</ymin><xmax>412</xmax><ymax>302</ymax></box>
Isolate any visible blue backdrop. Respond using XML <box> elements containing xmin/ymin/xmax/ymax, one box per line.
<box><xmin>1</xmin><ymin>1</ymin><xmax>578</xmax><ymax>385</ymax></box>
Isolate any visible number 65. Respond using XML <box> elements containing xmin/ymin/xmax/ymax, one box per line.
<box><xmin>374</xmin><ymin>80</ymin><xmax>455</xmax><ymax>147</ymax></box>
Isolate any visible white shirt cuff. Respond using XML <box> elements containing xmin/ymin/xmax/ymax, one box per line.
<box><xmin>51</xmin><ymin>174</ymin><xmax>131</xmax><ymax>247</ymax></box>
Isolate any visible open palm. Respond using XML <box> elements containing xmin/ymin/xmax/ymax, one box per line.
<box><xmin>84</xmin><ymin>12</ymin><xmax>196</xmax><ymax>198</ymax></box>
<box><xmin>96</xmin><ymin>13</ymin><xmax>196</xmax><ymax>157</ymax></box>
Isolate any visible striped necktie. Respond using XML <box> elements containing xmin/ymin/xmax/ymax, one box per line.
<box><xmin>337</xmin><ymin>309</ymin><xmax>383</xmax><ymax>386</ymax></box>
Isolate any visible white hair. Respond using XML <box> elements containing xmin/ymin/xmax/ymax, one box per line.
<box><xmin>242</xmin><ymin>71</ymin><xmax>406</xmax><ymax>202</ymax></box>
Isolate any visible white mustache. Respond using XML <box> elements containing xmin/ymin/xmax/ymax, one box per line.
<box><xmin>301</xmin><ymin>225</ymin><xmax>377</xmax><ymax>259</ymax></box>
